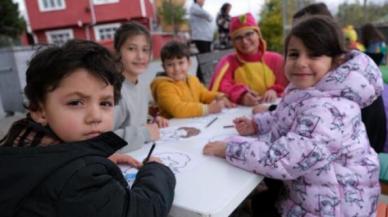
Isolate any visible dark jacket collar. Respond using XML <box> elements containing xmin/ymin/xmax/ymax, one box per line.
<box><xmin>0</xmin><ymin>132</ymin><xmax>127</xmax><ymax>217</ymax></box>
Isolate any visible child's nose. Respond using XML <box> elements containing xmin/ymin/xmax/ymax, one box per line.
<box><xmin>173</xmin><ymin>64</ymin><xmax>180</xmax><ymax>71</ymax></box>
<box><xmin>136</xmin><ymin>49</ymin><xmax>147</xmax><ymax>59</ymax></box>
<box><xmin>241</xmin><ymin>36</ymin><xmax>251</xmax><ymax>43</ymax></box>
<box><xmin>85</xmin><ymin>105</ymin><xmax>102</xmax><ymax>125</ymax></box>
<box><xmin>296</xmin><ymin>56</ymin><xmax>308</xmax><ymax>67</ymax></box>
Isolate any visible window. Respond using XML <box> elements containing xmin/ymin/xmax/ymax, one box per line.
<box><xmin>46</xmin><ymin>29</ymin><xmax>74</xmax><ymax>45</ymax></box>
<box><xmin>93</xmin><ymin>0</ymin><xmax>119</xmax><ymax>5</ymax></box>
<box><xmin>38</xmin><ymin>0</ymin><xmax>66</xmax><ymax>12</ymax></box>
<box><xmin>94</xmin><ymin>23</ymin><xmax>120</xmax><ymax>41</ymax></box>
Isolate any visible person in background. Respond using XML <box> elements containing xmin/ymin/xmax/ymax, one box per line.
<box><xmin>113</xmin><ymin>21</ymin><xmax>168</xmax><ymax>153</ymax></box>
<box><xmin>293</xmin><ymin>2</ymin><xmax>386</xmax><ymax>154</ymax></box>
<box><xmin>209</xmin><ymin>12</ymin><xmax>287</xmax><ymax>106</ymax></box>
<box><xmin>0</xmin><ymin>40</ymin><xmax>175</xmax><ymax>217</ymax></box>
<box><xmin>216</xmin><ymin>3</ymin><xmax>232</xmax><ymax>49</ymax></box>
<box><xmin>292</xmin><ymin>2</ymin><xmax>332</xmax><ymax>20</ymax></box>
<box><xmin>204</xmin><ymin>15</ymin><xmax>381</xmax><ymax>217</ymax></box>
<box><xmin>151</xmin><ymin>41</ymin><xmax>235</xmax><ymax>118</ymax></box>
<box><xmin>189</xmin><ymin>0</ymin><xmax>213</xmax><ymax>83</ymax></box>
<box><xmin>361</xmin><ymin>23</ymin><xmax>387</xmax><ymax>66</ymax></box>
<box><xmin>343</xmin><ymin>25</ymin><xmax>365</xmax><ymax>51</ymax></box>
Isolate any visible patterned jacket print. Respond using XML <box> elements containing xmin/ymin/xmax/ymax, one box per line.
<box><xmin>225</xmin><ymin>50</ymin><xmax>382</xmax><ymax>216</ymax></box>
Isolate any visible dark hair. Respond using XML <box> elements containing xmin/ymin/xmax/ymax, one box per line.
<box><xmin>292</xmin><ymin>2</ymin><xmax>332</xmax><ymax>20</ymax></box>
<box><xmin>285</xmin><ymin>15</ymin><xmax>347</xmax><ymax>58</ymax></box>
<box><xmin>160</xmin><ymin>40</ymin><xmax>191</xmax><ymax>63</ymax></box>
<box><xmin>220</xmin><ymin>3</ymin><xmax>231</xmax><ymax>15</ymax></box>
<box><xmin>114</xmin><ymin>21</ymin><xmax>151</xmax><ymax>53</ymax></box>
<box><xmin>25</xmin><ymin>39</ymin><xmax>123</xmax><ymax>112</ymax></box>
<box><xmin>361</xmin><ymin>23</ymin><xmax>385</xmax><ymax>47</ymax></box>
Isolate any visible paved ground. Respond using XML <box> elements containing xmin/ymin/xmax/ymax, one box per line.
<box><xmin>0</xmin><ymin>57</ymin><xmax>198</xmax><ymax>139</ymax></box>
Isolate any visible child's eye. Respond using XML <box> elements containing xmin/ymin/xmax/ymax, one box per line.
<box><xmin>165</xmin><ymin>62</ymin><xmax>174</xmax><ymax>68</ymax></box>
<box><xmin>67</xmin><ymin>100</ymin><xmax>83</xmax><ymax>106</ymax></box>
<box><xmin>143</xmin><ymin>47</ymin><xmax>151</xmax><ymax>53</ymax></box>
<box><xmin>287</xmin><ymin>52</ymin><xmax>298</xmax><ymax>58</ymax></box>
<box><xmin>100</xmin><ymin>101</ymin><xmax>113</xmax><ymax>108</ymax></box>
<box><xmin>127</xmin><ymin>46</ymin><xmax>135</xmax><ymax>51</ymax></box>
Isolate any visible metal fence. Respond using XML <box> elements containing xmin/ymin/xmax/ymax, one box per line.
<box><xmin>0</xmin><ymin>46</ymin><xmax>40</xmax><ymax>115</ymax></box>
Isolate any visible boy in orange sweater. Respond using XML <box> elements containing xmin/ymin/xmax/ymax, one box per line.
<box><xmin>151</xmin><ymin>41</ymin><xmax>235</xmax><ymax>118</ymax></box>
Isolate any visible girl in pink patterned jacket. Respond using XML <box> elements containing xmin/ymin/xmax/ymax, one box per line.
<box><xmin>204</xmin><ymin>15</ymin><xmax>382</xmax><ymax>216</ymax></box>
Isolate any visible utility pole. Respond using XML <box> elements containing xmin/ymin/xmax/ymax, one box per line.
<box><xmin>87</xmin><ymin>0</ymin><xmax>96</xmax><ymax>40</ymax></box>
<box><xmin>282</xmin><ymin>0</ymin><xmax>289</xmax><ymax>37</ymax></box>
<box><xmin>363</xmin><ymin>0</ymin><xmax>368</xmax><ymax>23</ymax></box>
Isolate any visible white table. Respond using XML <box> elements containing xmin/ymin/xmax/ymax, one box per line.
<box><xmin>127</xmin><ymin>107</ymin><xmax>264</xmax><ymax>217</ymax></box>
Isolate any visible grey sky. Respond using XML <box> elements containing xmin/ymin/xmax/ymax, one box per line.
<box><xmin>192</xmin><ymin>0</ymin><xmax>388</xmax><ymax>19</ymax></box>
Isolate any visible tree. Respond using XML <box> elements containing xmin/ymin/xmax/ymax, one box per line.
<box><xmin>259</xmin><ymin>0</ymin><xmax>315</xmax><ymax>52</ymax></box>
<box><xmin>158</xmin><ymin>0</ymin><xmax>186</xmax><ymax>35</ymax></box>
<box><xmin>0</xmin><ymin>0</ymin><xmax>26</xmax><ymax>46</ymax></box>
<box><xmin>259</xmin><ymin>0</ymin><xmax>283</xmax><ymax>52</ymax></box>
<box><xmin>337</xmin><ymin>2</ymin><xmax>365</xmax><ymax>27</ymax></box>
<box><xmin>336</xmin><ymin>2</ymin><xmax>388</xmax><ymax>27</ymax></box>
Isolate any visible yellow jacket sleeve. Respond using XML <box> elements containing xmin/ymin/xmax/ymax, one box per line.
<box><xmin>152</xmin><ymin>76</ymin><xmax>211</xmax><ymax>118</ymax></box>
<box><xmin>194</xmin><ymin>76</ymin><xmax>219</xmax><ymax>104</ymax></box>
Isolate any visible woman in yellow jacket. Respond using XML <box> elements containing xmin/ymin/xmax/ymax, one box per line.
<box><xmin>151</xmin><ymin>41</ymin><xmax>235</xmax><ymax>118</ymax></box>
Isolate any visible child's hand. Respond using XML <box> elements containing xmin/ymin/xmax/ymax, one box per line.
<box><xmin>252</xmin><ymin>104</ymin><xmax>269</xmax><ymax>114</ymax></box>
<box><xmin>233</xmin><ymin>117</ymin><xmax>257</xmax><ymax>136</ymax></box>
<box><xmin>241</xmin><ymin>91</ymin><xmax>260</xmax><ymax>106</ymax></box>
<box><xmin>146</xmin><ymin>123</ymin><xmax>160</xmax><ymax>141</ymax></box>
<box><xmin>155</xmin><ymin>116</ymin><xmax>169</xmax><ymax>128</ymax></box>
<box><xmin>208</xmin><ymin>100</ymin><xmax>224</xmax><ymax>114</ymax></box>
<box><xmin>219</xmin><ymin>97</ymin><xmax>236</xmax><ymax>108</ymax></box>
<box><xmin>260</xmin><ymin>89</ymin><xmax>277</xmax><ymax>103</ymax></box>
<box><xmin>203</xmin><ymin>141</ymin><xmax>227</xmax><ymax>158</ymax></box>
<box><xmin>108</xmin><ymin>153</ymin><xmax>142</xmax><ymax>168</ymax></box>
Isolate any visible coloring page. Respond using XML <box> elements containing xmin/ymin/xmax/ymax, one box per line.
<box><xmin>153</xmin><ymin>147</ymin><xmax>202</xmax><ymax>174</ymax></box>
<box><xmin>158</xmin><ymin>125</ymin><xmax>203</xmax><ymax>143</ymax></box>
<box><xmin>120</xmin><ymin>146</ymin><xmax>203</xmax><ymax>178</ymax></box>
<box><xmin>208</xmin><ymin>132</ymin><xmax>237</xmax><ymax>143</ymax></box>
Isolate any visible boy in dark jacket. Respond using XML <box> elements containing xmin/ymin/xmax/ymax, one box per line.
<box><xmin>0</xmin><ymin>40</ymin><xmax>175</xmax><ymax>217</ymax></box>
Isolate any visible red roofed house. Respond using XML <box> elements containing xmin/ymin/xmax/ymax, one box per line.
<box><xmin>24</xmin><ymin>0</ymin><xmax>173</xmax><ymax>58</ymax></box>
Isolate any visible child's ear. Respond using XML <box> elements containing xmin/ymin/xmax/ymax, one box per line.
<box><xmin>30</xmin><ymin>106</ymin><xmax>48</xmax><ymax>126</ymax></box>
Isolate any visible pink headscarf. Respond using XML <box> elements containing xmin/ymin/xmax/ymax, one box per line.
<box><xmin>229</xmin><ymin>12</ymin><xmax>267</xmax><ymax>54</ymax></box>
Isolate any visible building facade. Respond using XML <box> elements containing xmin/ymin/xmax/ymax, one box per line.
<box><xmin>24</xmin><ymin>0</ymin><xmax>156</xmax><ymax>50</ymax></box>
